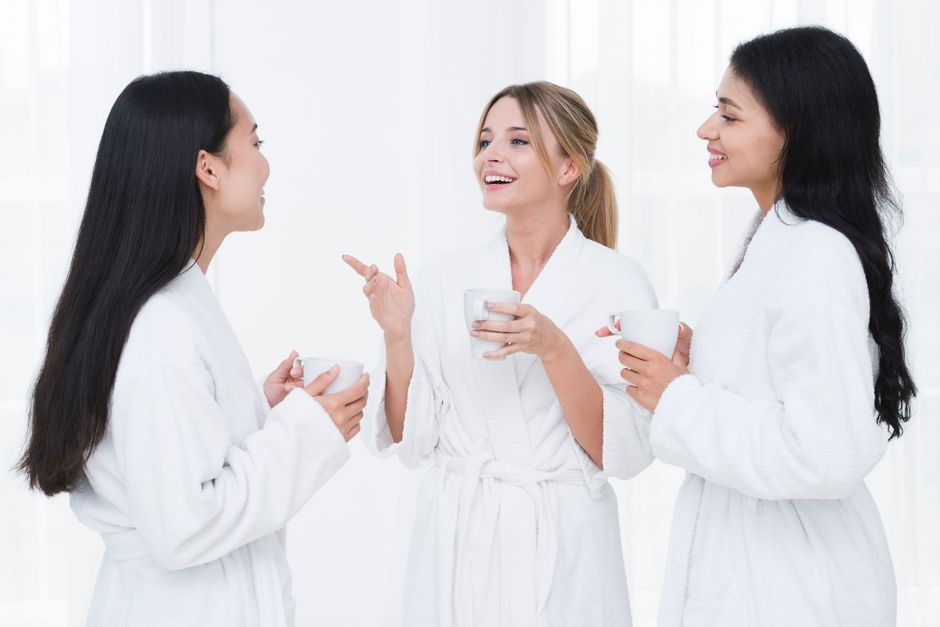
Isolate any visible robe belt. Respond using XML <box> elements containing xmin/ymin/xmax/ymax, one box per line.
<box><xmin>102</xmin><ymin>529</ymin><xmax>290</xmax><ymax>625</ymax></box>
<box><xmin>102</xmin><ymin>529</ymin><xmax>151</xmax><ymax>561</ymax></box>
<box><xmin>437</xmin><ymin>453</ymin><xmax>586</xmax><ymax>627</ymax></box>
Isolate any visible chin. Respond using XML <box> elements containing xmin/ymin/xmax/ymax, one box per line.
<box><xmin>481</xmin><ymin>196</ymin><xmax>513</xmax><ymax>215</ymax></box>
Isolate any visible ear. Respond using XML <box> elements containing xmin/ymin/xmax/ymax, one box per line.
<box><xmin>195</xmin><ymin>149</ymin><xmax>222</xmax><ymax>190</ymax></box>
<box><xmin>557</xmin><ymin>157</ymin><xmax>581</xmax><ymax>187</ymax></box>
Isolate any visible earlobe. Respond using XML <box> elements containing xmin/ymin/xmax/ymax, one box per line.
<box><xmin>195</xmin><ymin>149</ymin><xmax>220</xmax><ymax>190</ymax></box>
<box><xmin>559</xmin><ymin>160</ymin><xmax>581</xmax><ymax>186</ymax></box>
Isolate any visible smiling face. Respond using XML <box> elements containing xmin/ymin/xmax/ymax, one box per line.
<box><xmin>697</xmin><ymin>67</ymin><xmax>786</xmax><ymax>211</ymax></box>
<box><xmin>198</xmin><ymin>92</ymin><xmax>270</xmax><ymax>235</ymax></box>
<box><xmin>472</xmin><ymin>96</ymin><xmax>577</xmax><ymax>217</ymax></box>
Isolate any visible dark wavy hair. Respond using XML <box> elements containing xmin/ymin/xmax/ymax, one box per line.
<box><xmin>18</xmin><ymin>71</ymin><xmax>235</xmax><ymax>494</ymax></box>
<box><xmin>731</xmin><ymin>26</ymin><xmax>915</xmax><ymax>438</ymax></box>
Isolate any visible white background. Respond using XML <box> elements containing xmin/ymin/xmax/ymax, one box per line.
<box><xmin>1</xmin><ymin>1</ymin><xmax>938</xmax><ymax>626</ymax></box>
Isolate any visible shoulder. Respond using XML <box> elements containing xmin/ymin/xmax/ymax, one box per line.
<box><xmin>581</xmin><ymin>237</ymin><xmax>650</xmax><ymax>276</ymax></box>
<box><xmin>772</xmin><ymin>214</ymin><xmax>868</xmax><ymax>306</ymax></box>
<box><xmin>125</xmin><ymin>272</ymin><xmax>206</xmax><ymax>357</ymax></box>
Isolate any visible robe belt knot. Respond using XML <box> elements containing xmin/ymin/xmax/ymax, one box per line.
<box><xmin>438</xmin><ymin>452</ymin><xmax>585</xmax><ymax>627</ymax></box>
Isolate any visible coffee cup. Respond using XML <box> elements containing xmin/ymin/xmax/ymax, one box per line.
<box><xmin>292</xmin><ymin>356</ymin><xmax>364</xmax><ymax>395</ymax></box>
<box><xmin>607</xmin><ymin>309</ymin><xmax>680</xmax><ymax>358</ymax></box>
<box><xmin>463</xmin><ymin>288</ymin><xmax>521</xmax><ymax>360</ymax></box>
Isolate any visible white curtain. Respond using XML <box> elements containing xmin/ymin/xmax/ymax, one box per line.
<box><xmin>1</xmin><ymin>1</ymin><xmax>937</xmax><ymax>626</ymax></box>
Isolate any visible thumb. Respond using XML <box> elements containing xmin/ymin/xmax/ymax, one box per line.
<box><xmin>394</xmin><ymin>253</ymin><xmax>411</xmax><ymax>288</ymax></box>
<box><xmin>304</xmin><ymin>365</ymin><xmax>340</xmax><ymax>396</ymax></box>
<box><xmin>275</xmin><ymin>350</ymin><xmax>299</xmax><ymax>377</ymax></box>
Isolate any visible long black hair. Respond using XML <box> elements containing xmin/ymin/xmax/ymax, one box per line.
<box><xmin>18</xmin><ymin>71</ymin><xmax>235</xmax><ymax>495</ymax></box>
<box><xmin>731</xmin><ymin>26</ymin><xmax>916</xmax><ymax>438</ymax></box>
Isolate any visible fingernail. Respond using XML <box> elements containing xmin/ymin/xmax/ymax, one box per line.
<box><xmin>330</xmin><ymin>365</ymin><xmax>339</xmax><ymax>373</ymax></box>
<box><xmin>486</xmin><ymin>303</ymin><xmax>495</xmax><ymax>310</ymax></box>
<box><xmin>470</xmin><ymin>330</ymin><xmax>480</xmax><ymax>337</ymax></box>
<box><xmin>471</xmin><ymin>322</ymin><xmax>481</xmax><ymax>329</ymax></box>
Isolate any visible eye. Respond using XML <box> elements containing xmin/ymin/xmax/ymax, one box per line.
<box><xmin>511</xmin><ymin>138</ymin><xmax>529</xmax><ymax>146</ymax></box>
<box><xmin>713</xmin><ymin>106</ymin><xmax>735</xmax><ymax>122</ymax></box>
<box><xmin>479</xmin><ymin>139</ymin><xmax>491</xmax><ymax>149</ymax></box>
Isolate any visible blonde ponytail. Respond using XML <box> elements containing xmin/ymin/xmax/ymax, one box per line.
<box><xmin>570</xmin><ymin>159</ymin><xmax>617</xmax><ymax>249</ymax></box>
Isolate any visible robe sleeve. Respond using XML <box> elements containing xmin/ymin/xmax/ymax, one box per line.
<box><xmin>111</xmin><ymin>303</ymin><xmax>350</xmax><ymax>571</ymax></box>
<box><xmin>363</xmin><ymin>267</ymin><xmax>446</xmax><ymax>468</ymax></box>
<box><xmin>576</xmin><ymin>258</ymin><xmax>658</xmax><ymax>490</ymax></box>
<box><xmin>649</xmin><ymin>240</ymin><xmax>887</xmax><ymax>501</ymax></box>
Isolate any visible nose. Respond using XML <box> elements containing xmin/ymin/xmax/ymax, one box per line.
<box><xmin>697</xmin><ymin>112</ymin><xmax>719</xmax><ymax>141</ymax></box>
<box><xmin>480</xmin><ymin>141</ymin><xmax>504</xmax><ymax>162</ymax></box>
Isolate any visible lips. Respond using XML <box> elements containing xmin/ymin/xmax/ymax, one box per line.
<box><xmin>483</xmin><ymin>173</ymin><xmax>516</xmax><ymax>184</ymax></box>
<box><xmin>707</xmin><ymin>146</ymin><xmax>727</xmax><ymax>168</ymax></box>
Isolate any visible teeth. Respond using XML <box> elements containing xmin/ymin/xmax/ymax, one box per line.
<box><xmin>709</xmin><ymin>153</ymin><xmax>727</xmax><ymax>160</ymax></box>
<box><xmin>485</xmin><ymin>175</ymin><xmax>514</xmax><ymax>183</ymax></box>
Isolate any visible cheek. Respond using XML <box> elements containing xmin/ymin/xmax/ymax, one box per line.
<box><xmin>472</xmin><ymin>154</ymin><xmax>486</xmax><ymax>178</ymax></box>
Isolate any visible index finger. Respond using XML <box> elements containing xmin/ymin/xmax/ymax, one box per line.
<box><xmin>333</xmin><ymin>373</ymin><xmax>371</xmax><ymax>403</ymax></box>
<box><xmin>485</xmin><ymin>302</ymin><xmax>528</xmax><ymax>317</ymax></box>
<box><xmin>615</xmin><ymin>339</ymin><xmax>657</xmax><ymax>360</ymax></box>
<box><xmin>342</xmin><ymin>254</ymin><xmax>370</xmax><ymax>277</ymax></box>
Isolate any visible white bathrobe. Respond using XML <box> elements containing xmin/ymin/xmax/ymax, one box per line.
<box><xmin>70</xmin><ymin>263</ymin><xmax>350</xmax><ymax>627</ymax></box>
<box><xmin>651</xmin><ymin>202</ymin><xmax>895</xmax><ymax>627</ymax></box>
<box><xmin>367</xmin><ymin>217</ymin><xmax>657</xmax><ymax>627</ymax></box>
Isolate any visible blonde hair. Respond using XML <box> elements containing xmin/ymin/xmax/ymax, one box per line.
<box><xmin>472</xmin><ymin>81</ymin><xmax>617</xmax><ymax>249</ymax></box>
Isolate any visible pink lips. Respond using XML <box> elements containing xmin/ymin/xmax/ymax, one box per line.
<box><xmin>482</xmin><ymin>171</ymin><xmax>516</xmax><ymax>192</ymax></box>
<box><xmin>707</xmin><ymin>146</ymin><xmax>726</xmax><ymax>169</ymax></box>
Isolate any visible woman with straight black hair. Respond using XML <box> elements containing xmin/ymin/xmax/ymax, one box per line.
<box><xmin>17</xmin><ymin>71</ymin><xmax>368</xmax><ymax>627</ymax></box>
<box><xmin>601</xmin><ymin>26</ymin><xmax>915</xmax><ymax>626</ymax></box>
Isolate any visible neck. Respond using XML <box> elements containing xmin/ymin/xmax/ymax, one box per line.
<box><xmin>194</xmin><ymin>222</ymin><xmax>225</xmax><ymax>274</ymax></box>
<box><xmin>753</xmin><ymin>182</ymin><xmax>781</xmax><ymax>214</ymax></box>
<box><xmin>505</xmin><ymin>207</ymin><xmax>569</xmax><ymax>268</ymax></box>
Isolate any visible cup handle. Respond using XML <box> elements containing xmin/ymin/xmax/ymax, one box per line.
<box><xmin>607</xmin><ymin>314</ymin><xmax>620</xmax><ymax>335</ymax></box>
<box><xmin>476</xmin><ymin>299</ymin><xmax>490</xmax><ymax>321</ymax></box>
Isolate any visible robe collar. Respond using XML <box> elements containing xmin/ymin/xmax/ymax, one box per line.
<box><xmin>480</xmin><ymin>214</ymin><xmax>589</xmax><ymax>385</ymax></box>
<box><xmin>726</xmin><ymin>199</ymin><xmax>805</xmax><ymax>281</ymax></box>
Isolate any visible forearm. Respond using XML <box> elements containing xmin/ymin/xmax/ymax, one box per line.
<box><xmin>383</xmin><ymin>333</ymin><xmax>414</xmax><ymax>443</ymax></box>
<box><xmin>542</xmin><ymin>335</ymin><xmax>604</xmax><ymax>468</ymax></box>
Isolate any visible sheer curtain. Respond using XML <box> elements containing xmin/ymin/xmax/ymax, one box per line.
<box><xmin>1</xmin><ymin>2</ymin><xmax>937</xmax><ymax>626</ymax></box>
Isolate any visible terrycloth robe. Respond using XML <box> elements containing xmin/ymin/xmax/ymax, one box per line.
<box><xmin>651</xmin><ymin>202</ymin><xmax>895</xmax><ymax>627</ymax></box>
<box><xmin>71</xmin><ymin>263</ymin><xmax>350</xmax><ymax>627</ymax></box>
<box><xmin>366</xmin><ymin>217</ymin><xmax>658</xmax><ymax>626</ymax></box>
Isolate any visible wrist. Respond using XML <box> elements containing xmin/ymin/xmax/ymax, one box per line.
<box><xmin>540</xmin><ymin>329</ymin><xmax>573</xmax><ymax>365</ymax></box>
<box><xmin>384</xmin><ymin>331</ymin><xmax>413</xmax><ymax>351</ymax></box>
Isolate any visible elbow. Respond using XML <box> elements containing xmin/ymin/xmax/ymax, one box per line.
<box><xmin>145</xmin><ymin>528</ymin><xmax>215</xmax><ymax>572</ymax></box>
<box><xmin>149</xmin><ymin>540</ymin><xmax>198</xmax><ymax>572</ymax></box>
<box><xmin>759</xmin><ymin>455</ymin><xmax>877</xmax><ymax>501</ymax></box>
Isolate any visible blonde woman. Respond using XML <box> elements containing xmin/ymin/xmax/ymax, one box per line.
<box><xmin>345</xmin><ymin>82</ymin><xmax>656</xmax><ymax>626</ymax></box>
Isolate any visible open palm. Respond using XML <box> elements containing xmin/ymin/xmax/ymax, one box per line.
<box><xmin>343</xmin><ymin>253</ymin><xmax>415</xmax><ymax>339</ymax></box>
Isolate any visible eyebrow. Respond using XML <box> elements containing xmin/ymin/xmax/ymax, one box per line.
<box><xmin>717</xmin><ymin>96</ymin><xmax>742</xmax><ymax>110</ymax></box>
<box><xmin>480</xmin><ymin>126</ymin><xmax>528</xmax><ymax>134</ymax></box>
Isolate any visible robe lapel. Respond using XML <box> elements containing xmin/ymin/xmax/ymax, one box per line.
<box><xmin>512</xmin><ymin>216</ymin><xmax>587</xmax><ymax>386</ymax></box>
<box><xmin>463</xmin><ymin>227</ymin><xmax>531</xmax><ymax>464</ymax></box>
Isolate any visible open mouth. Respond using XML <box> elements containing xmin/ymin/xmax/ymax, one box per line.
<box><xmin>707</xmin><ymin>149</ymin><xmax>727</xmax><ymax>167</ymax></box>
<box><xmin>484</xmin><ymin>174</ymin><xmax>516</xmax><ymax>187</ymax></box>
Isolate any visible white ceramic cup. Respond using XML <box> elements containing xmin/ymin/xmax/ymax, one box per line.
<box><xmin>463</xmin><ymin>288</ymin><xmax>521</xmax><ymax>360</ymax></box>
<box><xmin>292</xmin><ymin>356</ymin><xmax>364</xmax><ymax>395</ymax></box>
<box><xmin>607</xmin><ymin>309</ymin><xmax>680</xmax><ymax>358</ymax></box>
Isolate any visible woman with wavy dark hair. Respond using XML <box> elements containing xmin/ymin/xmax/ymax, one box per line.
<box><xmin>17</xmin><ymin>71</ymin><xmax>368</xmax><ymax>626</ymax></box>
<box><xmin>602</xmin><ymin>26</ymin><xmax>915</xmax><ymax>626</ymax></box>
